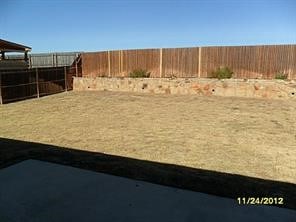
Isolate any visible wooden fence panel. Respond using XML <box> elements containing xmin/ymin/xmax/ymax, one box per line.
<box><xmin>110</xmin><ymin>50</ymin><xmax>121</xmax><ymax>77</ymax></box>
<box><xmin>81</xmin><ymin>45</ymin><xmax>296</xmax><ymax>79</ymax></box>
<box><xmin>162</xmin><ymin>47</ymin><xmax>199</xmax><ymax>77</ymax></box>
<box><xmin>121</xmin><ymin>49</ymin><xmax>160</xmax><ymax>77</ymax></box>
<box><xmin>81</xmin><ymin>52</ymin><xmax>108</xmax><ymax>77</ymax></box>
<box><xmin>200</xmin><ymin>45</ymin><xmax>296</xmax><ymax>79</ymax></box>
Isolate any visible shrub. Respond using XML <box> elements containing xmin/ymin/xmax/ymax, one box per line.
<box><xmin>129</xmin><ymin>69</ymin><xmax>151</xmax><ymax>78</ymax></box>
<box><xmin>275</xmin><ymin>72</ymin><xmax>288</xmax><ymax>80</ymax></box>
<box><xmin>168</xmin><ymin>74</ymin><xmax>177</xmax><ymax>79</ymax></box>
<box><xmin>211</xmin><ymin>66</ymin><xmax>233</xmax><ymax>79</ymax></box>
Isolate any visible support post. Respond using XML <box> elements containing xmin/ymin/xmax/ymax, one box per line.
<box><xmin>36</xmin><ymin>68</ymin><xmax>40</xmax><ymax>98</ymax></box>
<box><xmin>108</xmin><ymin>50</ymin><xmax>111</xmax><ymax>77</ymax></box>
<box><xmin>120</xmin><ymin>50</ymin><xmax>123</xmax><ymax>77</ymax></box>
<box><xmin>64</xmin><ymin>66</ymin><xmax>67</xmax><ymax>92</ymax></box>
<box><xmin>55</xmin><ymin>54</ymin><xmax>58</xmax><ymax>67</ymax></box>
<box><xmin>198</xmin><ymin>47</ymin><xmax>202</xmax><ymax>78</ymax></box>
<box><xmin>24</xmin><ymin>52</ymin><xmax>28</xmax><ymax>62</ymax></box>
<box><xmin>159</xmin><ymin>48</ymin><xmax>163</xmax><ymax>78</ymax></box>
<box><xmin>118</xmin><ymin>50</ymin><xmax>121</xmax><ymax>76</ymax></box>
<box><xmin>52</xmin><ymin>54</ymin><xmax>55</xmax><ymax>67</ymax></box>
<box><xmin>0</xmin><ymin>73</ymin><xmax>3</xmax><ymax>105</ymax></box>
<box><xmin>75</xmin><ymin>61</ymin><xmax>78</xmax><ymax>77</ymax></box>
<box><xmin>29</xmin><ymin>55</ymin><xmax>32</xmax><ymax>68</ymax></box>
<box><xmin>0</xmin><ymin>52</ymin><xmax>5</xmax><ymax>60</ymax></box>
<box><xmin>75</xmin><ymin>53</ymin><xmax>78</xmax><ymax>77</ymax></box>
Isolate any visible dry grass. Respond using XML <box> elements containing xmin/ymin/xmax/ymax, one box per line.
<box><xmin>1</xmin><ymin>91</ymin><xmax>295</xmax><ymax>183</ymax></box>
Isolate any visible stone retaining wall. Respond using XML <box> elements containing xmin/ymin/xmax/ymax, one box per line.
<box><xmin>73</xmin><ymin>77</ymin><xmax>296</xmax><ymax>99</ymax></box>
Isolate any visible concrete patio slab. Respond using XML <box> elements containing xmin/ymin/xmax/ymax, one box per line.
<box><xmin>0</xmin><ymin>159</ymin><xmax>295</xmax><ymax>222</ymax></box>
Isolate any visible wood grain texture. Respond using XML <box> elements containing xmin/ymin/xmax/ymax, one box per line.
<box><xmin>81</xmin><ymin>52</ymin><xmax>108</xmax><ymax>77</ymax></box>
<box><xmin>162</xmin><ymin>47</ymin><xmax>199</xmax><ymax>77</ymax></box>
<box><xmin>121</xmin><ymin>49</ymin><xmax>160</xmax><ymax>77</ymax></box>
<box><xmin>81</xmin><ymin>45</ymin><xmax>296</xmax><ymax>79</ymax></box>
<box><xmin>200</xmin><ymin>45</ymin><xmax>296</xmax><ymax>79</ymax></box>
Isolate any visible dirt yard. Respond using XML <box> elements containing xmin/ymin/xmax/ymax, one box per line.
<box><xmin>0</xmin><ymin>91</ymin><xmax>295</xmax><ymax>184</ymax></box>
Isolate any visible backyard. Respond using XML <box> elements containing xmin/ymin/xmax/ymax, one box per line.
<box><xmin>0</xmin><ymin>91</ymin><xmax>295</xmax><ymax>184</ymax></box>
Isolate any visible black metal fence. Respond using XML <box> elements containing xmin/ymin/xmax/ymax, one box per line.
<box><xmin>0</xmin><ymin>66</ymin><xmax>78</xmax><ymax>104</ymax></box>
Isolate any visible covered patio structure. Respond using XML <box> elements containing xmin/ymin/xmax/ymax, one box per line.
<box><xmin>0</xmin><ymin>39</ymin><xmax>32</xmax><ymax>69</ymax></box>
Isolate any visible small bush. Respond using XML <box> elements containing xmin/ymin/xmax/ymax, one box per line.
<box><xmin>168</xmin><ymin>74</ymin><xmax>177</xmax><ymax>79</ymax></box>
<box><xmin>275</xmin><ymin>72</ymin><xmax>288</xmax><ymax>80</ymax></box>
<box><xmin>129</xmin><ymin>69</ymin><xmax>151</xmax><ymax>78</ymax></box>
<box><xmin>211</xmin><ymin>66</ymin><xmax>233</xmax><ymax>79</ymax></box>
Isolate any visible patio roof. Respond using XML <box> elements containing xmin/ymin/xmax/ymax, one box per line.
<box><xmin>0</xmin><ymin>39</ymin><xmax>31</xmax><ymax>53</ymax></box>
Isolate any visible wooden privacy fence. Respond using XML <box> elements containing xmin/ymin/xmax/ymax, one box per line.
<box><xmin>81</xmin><ymin>45</ymin><xmax>296</xmax><ymax>79</ymax></box>
<box><xmin>0</xmin><ymin>66</ymin><xmax>78</xmax><ymax>104</ymax></box>
<box><xmin>6</xmin><ymin>52</ymin><xmax>81</xmax><ymax>68</ymax></box>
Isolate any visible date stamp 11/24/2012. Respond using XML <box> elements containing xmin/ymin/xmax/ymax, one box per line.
<box><xmin>237</xmin><ymin>197</ymin><xmax>284</xmax><ymax>205</ymax></box>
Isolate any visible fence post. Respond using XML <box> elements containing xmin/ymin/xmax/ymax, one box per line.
<box><xmin>55</xmin><ymin>53</ymin><xmax>58</xmax><ymax>67</ymax></box>
<box><xmin>118</xmin><ymin>50</ymin><xmax>121</xmax><ymax>76</ymax></box>
<box><xmin>0</xmin><ymin>73</ymin><xmax>3</xmax><ymax>105</ymax></box>
<box><xmin>75</xmin><ymin>53</ymin><xmax>78</xmax><ymax>77</ymax></box>
<box><xmin>120</xmin><ymin>50</ymin><xmax>123</xmax><ymax>76</ymax></box>
<box><xmin>159</xmin><ymin>48</ymin><xmax>163</xmax><ymax>78</ymax></box>
<box><xmin>36</xmin><ymin>68</ymin><xmax>40</xmax><ymax>98</ymax></box>
<box><xmin>198</xmin><ymin>47</ymin><xmax>202</xmax><ymax>78</ymax></box>
<box><xmin>108</xmin><ymin>50</ymin><xmax>111</xmax><ymax>77</ymax></box>
<box><xmin>64</xmin><ymin>66</ymin><xmax>68</xmax><ymax>92</ymax></box>
<box><xmin>52</xmin><ymin>53</ymin><xmax>55</xmax><ymax>67</ymax></box>
<box><xmin>75</xmin><ymin>61</ymin><xmax>78</xmax><ymax>77</ymax></box>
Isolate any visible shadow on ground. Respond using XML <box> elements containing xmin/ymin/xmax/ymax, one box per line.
<box><xmin>0</xmin><ymin>137</ymin><xmax>295</xmax><ymax>210</ymax></box>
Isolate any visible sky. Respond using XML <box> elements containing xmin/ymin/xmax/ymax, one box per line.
<box><xmin>0</xmin><ymin>0</ymin><xmax>295</xmax><ymax>53</ymax></box>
